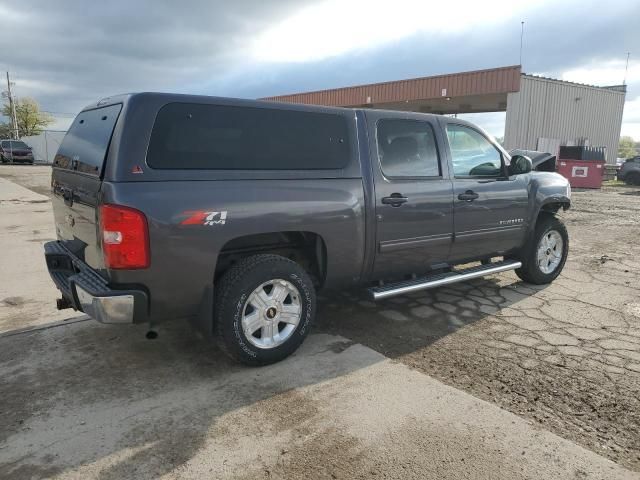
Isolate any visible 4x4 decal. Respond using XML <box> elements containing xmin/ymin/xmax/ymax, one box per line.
<box><xmin>180</xmin><ymin>210</ymin><xmax>228</xmax><ymax>226</ymax></box>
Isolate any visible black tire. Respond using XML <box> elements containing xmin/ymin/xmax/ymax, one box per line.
<box><xmin>214</xmin><ymin>254</ymin><xmax>316</xmax><ymax>366</ymax></box>
<box><xmin>624</xmin><ymin>172</ymin><xmax>640</xmax><ymax>186</ymax></box>
<box><xmin>0</xmin><ymin>155</ymin><xmax>6</xmax><ymax>164</ymax></box>
<box><xmin>515</xmin><ymin>214</ymin><xmax>568</xmax><ymax>285</ymax></box>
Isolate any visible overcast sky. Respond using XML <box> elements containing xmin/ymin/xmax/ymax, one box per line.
<box><xmin>1</xmin><ymin>0</ymin><xmax>638</xmax><ymax>140</ymax></box>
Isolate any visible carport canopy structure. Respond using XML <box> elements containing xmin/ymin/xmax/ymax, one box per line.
<box><xmin>261</xmin><ymin>65</ymin><xmax>522</xmax><ymax>114</ymax></box>
<box><xmin>261</xmin><ymin>65</ymin><xmax>627</xmax><ymax>163</ymax></box>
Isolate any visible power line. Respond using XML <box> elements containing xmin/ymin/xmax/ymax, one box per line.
<box><xmin>41</xmin><ymin>111</ymin><xmax>76</xmax><ymax>117</ymax></box>
<box><xmin>0</xmin><ymin>69</ymin><xmax>78</xmax><ymax>119</ymax></box>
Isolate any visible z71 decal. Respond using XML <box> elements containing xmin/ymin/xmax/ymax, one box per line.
<box><xmin>181</xmin><ymin>210</ymin><xmax>228</xmax><ymax>226</ymax></box>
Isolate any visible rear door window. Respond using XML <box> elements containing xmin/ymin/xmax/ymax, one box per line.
<box><xmin>376</xmin><ymin>119</ymin><xmax>441</xmax><ymax>177</ymax></box>
<box><xmin>147</xmin><ymin>103</ymin><xmax>350</xmax><ymax>170</ymax></box>
<box><xmin>54</xmin><ymin>104</ymin><xmax>122</xmax><ymax>176</ymax></box>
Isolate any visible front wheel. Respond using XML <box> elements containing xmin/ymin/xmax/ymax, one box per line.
<box><xmin>214</xmin><ymin>254</ymin><xmax>316</xmax><ymax>366</ymax></box>
<box><xmin>515</xmin><ymin>214</ymin><xmax>568</xmax><ymax>285</ymax></box>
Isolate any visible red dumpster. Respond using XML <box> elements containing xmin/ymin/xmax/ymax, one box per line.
<box><xmin>556</xmin><ymin>146</ymin><xmax>606</xmax><ymax>189</ymax></box>
<box><xmin>557</xmin><ymin>159</ymin><xmax>605</xmax><ymax>189</ymax></box>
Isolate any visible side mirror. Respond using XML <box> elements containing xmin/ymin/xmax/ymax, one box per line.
<box><xmin>509</xmin><ymin>154</ymin><xmax>533</xmax><ymax>175</ymax></box>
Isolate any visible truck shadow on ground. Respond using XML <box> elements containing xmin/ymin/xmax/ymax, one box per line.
<box><xmin>316</xmin><ymin>275</ymin><xmax>546</xmax><ymax>359</ymax></box>
<box><xmin>0</xmin><ymin>275</ymin><xmax>540</xmax><ymax>479</ymax></box>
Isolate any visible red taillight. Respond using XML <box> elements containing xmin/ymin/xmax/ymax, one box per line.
<box><xmin>99</xmin><ymin>204</ymin><xmax>150</xmax><ymax>269</ymax></box>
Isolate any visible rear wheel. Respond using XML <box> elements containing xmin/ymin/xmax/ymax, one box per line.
<box><xmin>624</xmin><ymin>172</ymin><xmax>640</xmax><ymax>186</ymax></box>
<box><xmin>515</xmin><ymin>214</ymin><xmax>568</xmax><ymax>285</ymax></box>
<box><xmin>214</xmin><ymin>254</ymin><xmax>316</xmax><ymax>366</ymax></box>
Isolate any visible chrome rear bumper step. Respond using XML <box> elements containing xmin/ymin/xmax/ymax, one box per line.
<box><xmin>368</xmin><ymin>260</ymin><xmax>522</xmax><ymax>301</ymax></box>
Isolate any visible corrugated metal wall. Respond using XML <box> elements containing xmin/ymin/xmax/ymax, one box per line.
<box><xmin>504</xmin><ymin>75</ymin><xmax>626</xmax><ymax>163</ymax></box>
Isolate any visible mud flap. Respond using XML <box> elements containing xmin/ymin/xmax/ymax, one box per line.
<box><xmin>191</xmin><ymin>284</ymin><xmax>215</xmax><ymax>338</ymax></box>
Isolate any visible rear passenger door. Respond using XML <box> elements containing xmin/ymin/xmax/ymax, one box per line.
<box><xmin>371</xmin><ymin>116</ymin><xmax>454</xmax><ymax>278</ymax></box>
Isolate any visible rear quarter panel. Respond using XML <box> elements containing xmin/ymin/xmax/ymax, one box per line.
<box><xmin>102</xmin><ymin>179</ymin><xmax>366</xmax><ymax>322</ymax></box>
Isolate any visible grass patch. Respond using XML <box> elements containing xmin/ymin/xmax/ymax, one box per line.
<box><xmin>602</xmin><ymin>179</ymin><xmax>627</xmax><ymax>187</ymax></box>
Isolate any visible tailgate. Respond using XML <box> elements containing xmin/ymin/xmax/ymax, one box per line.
<box><xmin>51</xmin><ymin>104</ymin><xmax>122</xmax><ymax>274</ymax></box>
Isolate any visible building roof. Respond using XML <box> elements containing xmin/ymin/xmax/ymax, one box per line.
<box><xmin>522</xmin><ymin>73</ymin><xmax>627</xmax><ymax>93</ymax></box>
<box><xmin>261</xmin><ymin>65</ymin><xmax>522</xmax><ymax>112</ymax></box>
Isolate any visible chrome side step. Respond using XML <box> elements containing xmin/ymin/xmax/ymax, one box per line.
<box><xmin>368</xmin><ymin>260</ymin><xmax>522</xmax><ymax>301</ymax></box>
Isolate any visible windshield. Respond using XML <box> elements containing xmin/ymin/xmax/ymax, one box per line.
<box><xmin>6</xmin><ymin>141</ymin><xmax>30</xmax><ymax>149</ymax></box>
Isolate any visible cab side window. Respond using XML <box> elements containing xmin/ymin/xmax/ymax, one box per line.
<box><xmin>446</xmin><ymin>124</ymin><xmax>503</xmax><ymax>177</ymax></box>
<box><xmin>377</xmin><ymin>119</ymin><xmax>441</xmax><ymax>178</ymax></box>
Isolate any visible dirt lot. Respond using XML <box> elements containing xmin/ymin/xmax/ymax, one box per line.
<box><xmin>1</xmin><ymin>165</ymin><xmax>639</xmax><ymax>478</ymax></box>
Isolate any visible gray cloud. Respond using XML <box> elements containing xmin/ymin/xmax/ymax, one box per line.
<box><xmin>2</xmin><ymin>0</ymin><xmax>639</xmax><ymax>139</ymax></box>
<box><xmin>218</xmin><ymin>0</ymin><xmax>639</xmax><ymax>100</ymax></box>
<box><xmin>1</xmin><ymin>0</ymin><xmax>311</xmax><ymax>113</ymax></box>
<box><xmin>206</xmin><ymin>0</ymin><xmax>638</xmax><ymax>138</ymax></box>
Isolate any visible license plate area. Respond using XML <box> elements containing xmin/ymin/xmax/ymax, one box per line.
<box><xmin>46</xmin><ymin>254</ymin><xmax>74</xmax><ymax>273</ymax></box>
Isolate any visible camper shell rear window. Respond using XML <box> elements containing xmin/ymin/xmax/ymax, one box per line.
<box><xmin>54</xmin><ymin>104</ymin><xmax>122</xmax><ymax>176</ymax></box>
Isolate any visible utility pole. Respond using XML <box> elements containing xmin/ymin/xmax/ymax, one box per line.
<box><xmin>5</xmin><ymin>72</ymin><xmax>19</xmax><ymax>139</ymax></box>
<box><xmin>623</xmin><ymin>52</ymin><xmax>630</xmax><ymax>85</ymax></box>
<box><xmin>519</xmin><ymin>21</ymin><xmax>525</xmax><ymax>68</ymax></box>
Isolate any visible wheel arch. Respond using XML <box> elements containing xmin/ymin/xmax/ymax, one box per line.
<box><xmin>214</xmin><ymin>230</ymin><xmax>328</xmax><ymax>288</ymax></box>
<box><xmin>527</xmin><ymin>196</ymin><xmax>570</xmax><ymax>235</ymax></box>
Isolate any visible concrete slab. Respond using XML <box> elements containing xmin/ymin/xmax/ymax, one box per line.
<box><xmin>0</xmin><ymin>322</ymin><xmax>636</xmax><ymax>480</ymax></box>
<box><xmin>0</xmin><ymin>177</ymin><xmax>75</xmax><ymax>332</ymax></box>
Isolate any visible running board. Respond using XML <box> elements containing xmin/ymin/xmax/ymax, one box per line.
<box><xmin>368</xmin><ymin>260</ymin><xmax>522</xmax><ymax>301</ymax></box>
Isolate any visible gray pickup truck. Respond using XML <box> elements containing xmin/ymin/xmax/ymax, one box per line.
<box><xmin>44</xmin><ymin>93</ymin><xmax>571</xmax><ymax>365</ymax></box>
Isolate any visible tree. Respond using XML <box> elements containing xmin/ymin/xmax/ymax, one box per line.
<box><xmin>0</xmin><ymin>122</ymin><xmax>12</xmax><ymax>139</ymax></box>
<box><xmin>619</xmin><ymin>136</ymin><xmax>637</xmax><ymax>159</ymax></box>
<box><xmin>1</xmin><ymin>97</ymin><xmax>54</xmax><ymax>138</ymax></box>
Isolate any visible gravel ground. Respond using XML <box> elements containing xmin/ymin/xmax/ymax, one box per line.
<box><xmin>1</xmin><ymin>165</ymin><xmax>639</xmax><ymax>476</ymax></box>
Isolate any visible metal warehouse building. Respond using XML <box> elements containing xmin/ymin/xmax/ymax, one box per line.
<box><xmin>262</xmin><ymin>65</ymin><xmax>626</xmax><ymax>163</ymax></box>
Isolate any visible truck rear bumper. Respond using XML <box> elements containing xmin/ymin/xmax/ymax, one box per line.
<box><xmin>44</xmin><ymin>241</ymin><xmax>149</xmax><ymax>324</ymax></box>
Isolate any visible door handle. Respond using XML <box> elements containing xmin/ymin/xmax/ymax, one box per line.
<box><xmin>458</xmin><ymin>190</ymin><xmax>479</xmax><ymax>202</ymax></box>
<box><xmin>381</xmin><ymin>193</ymin><xmax>408</xmax><ymax>206</ymax></box>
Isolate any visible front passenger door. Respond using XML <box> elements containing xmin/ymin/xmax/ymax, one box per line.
<box><xmin>445</xmin><ymin>122</ymin><xmax>528</xmax><ymax>262</ymax></box>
